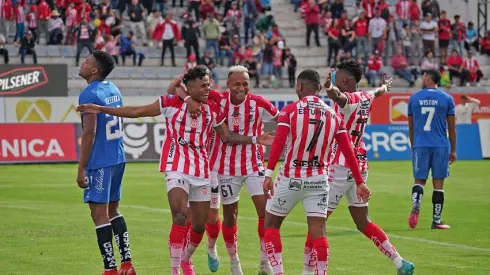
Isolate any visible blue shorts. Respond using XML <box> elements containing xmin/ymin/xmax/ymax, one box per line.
<box><xmin>412</xmin><ymin>147</ymin><xmax>449</xmax><ymax>180</ymax></box>
<box><xmin>84</xmin><ymin>163</ymin><xmax>126</xmax><ymax>204</ymax></box>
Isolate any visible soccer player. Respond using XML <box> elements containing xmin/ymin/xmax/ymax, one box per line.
<box><xmin>179</xmin><ymin>65</ymin><xmax>279</xmax><ymax>275</ymax></box>
<box><xmin>77</xmin><ymin>66</ymin><xmax>274</xmax><ymax>275</ymax></box>
<box><xmin>76</xmin><ymin>50</ymin><xmax>136</xmax><ymax>275</ymax></box>
<box><xmin>408</xmin><ymin>69</ymin><xmax>457</xmax><ymax>230</ymax></box>
<box><xmin>262</xmin><ymin>69</ymin><xmax>371</xmax><ymax>275</ymax></box>
<box><xmin>304</xmin><ymin>61</ymin><xmax>414</xmax><ymax>275</ymax></box>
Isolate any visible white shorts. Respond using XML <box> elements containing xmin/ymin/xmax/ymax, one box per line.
<box><xmin>218</xmin><ymin>172</ymin><xmax>265</xmax><ymax>205</ymax></box>
<box><xmin>165</xmin><ymin>171</ymin><xmax>211</xmax><ymax>202</ymax></box>
<box><xmin>210</xmin><ymin>172</ymin><xmax>220</xmax><ymax>209</ymax></box>
<box><xmin>266</xmin><ymin>174</ymin><xmax>330</xmax><ymax>218</ymax></box>
<box><xmin>328</xmin><ymin>165</ymin><xmax>369</xmax><ymax>211</ymax></box>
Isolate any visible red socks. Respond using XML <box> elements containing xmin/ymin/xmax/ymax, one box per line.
<box><xmin>181</xmin><ymin>228</ymin><xmax>204</xmax><ymax>262</ymax></box>
<box><xmin>303</xmin><ymin>232</ymin><xmax>316</xmax><ymax>271</ymax></box>
<box><xmin>222</xmin><ymin>224</ymin><xmax>239</xmax><ymax>261</ymax></box>
<box><xmin>206</xmin><ymin>219</ymin><xmax>222</xmax><ymax>239</ymax></box>
<box><xmin>264</xmin><ymin>228</ymin><xmax>284</xmax><ymax>275</ymax></box>
<box><xmin>168</xmin><ymin>224</ymin><xmax>187</xmax><ymax>269</ymax></box>
<box><xmin>363</xmin><ymin>222</ymin><xmax>402</xmax><ymax>265</ymax></box>
<box><xmin>312</xmin><ymin>237</ymin><xmax>329</xmax><ymax>275</ymax></box>
<box><xmin>258</xmin><ymin>218</ymin><xmax>268</xmax><ymax>262</ymax></box>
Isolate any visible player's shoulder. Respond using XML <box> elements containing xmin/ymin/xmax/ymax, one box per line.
<box><xmin>160</xmin><ymin>94</ymin><xmax>183</xmax><ymax>108</ymax></box>
<box><xmin>279</xmin><ymin>101</ymin><xmax>299</xmax><ymax>115</ymax></box>
<box><xmin>206</xmin><ymin>98</ymin><xmax>221</xmax><ymax>112</ymax></box>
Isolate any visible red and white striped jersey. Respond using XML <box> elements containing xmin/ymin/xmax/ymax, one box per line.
<box><xmin>396</xmin><ymin>0</ymin><xmax>411</xmax><ymax>20</ymax></box>
<box><xmin>26</xmin><ymin>12</ymin><xmax>37</xmax><ymax>28</ymax></box>
<box><xmin>278</xmin><ymin>95</ymin><xmax>346</xmax><ymax>178</ymax></box>
<box><xmin>210</xmin><ymin>91</ymin><xmax>279</xmax><ymax>176</ymax></box>
<box><xmin>158</xmin><ymin>95</ymin><xmax>225</xmax><ymax>179</ymax></box>
<box><xmin>330</xmin><ymin>91</ymin><xmax>374</xmax><ymax>171</ymax></box>
<box><xmin>14</xmin><ymin>5</ymin><xmax>24</xmax><ymax>24</ymax></box>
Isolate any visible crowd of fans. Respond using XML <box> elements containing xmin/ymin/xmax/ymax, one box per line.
<box><xmin>298</xmin><ymin>0</ymin><xmax>487</xmax><ymax>87</ymax></box>
<box><xmin>0</xmin><ymin>0</ymin><xmax>297</xmax><ymax>88</ymax></box>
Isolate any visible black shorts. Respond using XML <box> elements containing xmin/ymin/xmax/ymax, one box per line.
<box><xmin>439</xmin><ymin>39</ymin><xmax>450</xmax><ymax>48</ymax></box>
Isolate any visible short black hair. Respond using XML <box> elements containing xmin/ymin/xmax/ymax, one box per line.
<box><xmin>425</xmin><ymin>69</ymin><xmax>441</xmax><ymax>84</ymax></box>
<box><xmin>297</xmin><ymin>69</ymin><xmax>321</xmax><ymax>89</ymax></box>
<box><xmin>337</xmin><ymin>60</ymin><xmax>363</xmax><ymax>83</ymax></box>
<box><xmin>92</xmin><ymin>50</ymin><xmax>115</xmax><ymax>78</ymax></box>
<box><xmin>183</xmin><ymin>65</ymin><xmax>209</xmax><ymax>85</ymax></box>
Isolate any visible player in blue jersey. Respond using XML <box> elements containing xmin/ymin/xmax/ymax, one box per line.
<box><xmin>407</xmin><ymin>69</ymin><xmax>457</xmax><ymax>230</ymax></box>
<box><xmin>77</xmin><ymin>50</ymin><xmax>136</xmax><ymax>275</ymax></box>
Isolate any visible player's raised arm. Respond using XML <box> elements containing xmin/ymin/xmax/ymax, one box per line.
<box><xmin>77</xmin><ymin>113</ymin><xmax>96</xmax><ymax>188</ymax></box>
<box><xmin>324</xmin><ymin>69</ymin><xmax>348</xmax><ymax>108</ymax></box>
<box><xmin>213</xmin><ymin>122</ymin><xmax>275</xmax><ymax>145</ymax></box>
<box><xmin>263</xmin><ymin>119</ymin><xmax>290</xmax><ymax>198</ymax></box>
<box><xmin>365</xmin><ymin>73</ymin><xmax>393</xmax><ymax>99</ymax></box>
<box><xmin>447</xmin><ymin>96</ymin><xmax>457</xmax><ymax>164</ymax></box>
<box><xmin>77</xmin><ymin>100</ymin><xmax>162</xmax><ymax>118</ymax></box>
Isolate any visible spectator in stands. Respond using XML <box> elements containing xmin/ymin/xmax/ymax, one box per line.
<box><xmin>224</xmin><ymin>1</ymin><xmax>241</xmax><ymax>37</ymax></box>
<box><xmin>199</xmin><ymin>50</ymin><xmax>220</xmax><ymax>87</ymax></box>
<box><xmin>37</xmin><ymin>0</ymin><xmax>51</xmax><ymax>44</ymax></box>
<box><xmin>13</xmin><ymin>1</ymin><xmax>24</xmax><ymax>43</ymax></box>
<box><xmin>74</xmin><ymin>17</ymin><xmax>94</xmax><ymax>66</ymax></box>
<box><xmin>188</xmin><ymin>0</ymin><xmax>201</xmax><ymax>21</ymax></box>
<box><xmin>396</xmin><ymin>0</ymin><xmax>411</xmax><ymax>30</ymax></box>
<box><xmin>266</xmin><ymin>23</ymin><xmax>284</xmax><ymax>41</ymax></box>
<box><xmin>48</xmin><ymin>10</ymin><xmax>63</xmax><ymax>45</ymax></box>
<box><xmin>108</xmin><ymin>10</ymin><xmax>122</xmax><ymax>37</ymax></box>
<box><xmin>154</xmin><ymin>12</ymin><xmax>180</xmax><ymax>67</ymax></box>
<box><xmin>337</xmin><ymin>11</ymin><xmax>349</xmax><ymax>29</ymax></box>
<box><xmin>98</xmin><ymin>0</ymin><xmax>111</xmax><ymax>18</ymax></box>
<box><xmin>231</xmin><ymin>34</ymin><xmax>244</xmax><ymax>64</ymax></box>
<box><xmin>77</xmin><ymin>0</ymin><xmax>92</xmax><ymax>24</ymax></box>
<box><xmin>362</xmin><ymin>0</ymin><xmax>375</xmax><ymax>19</ymax></box>
<box><xmin>243</xmin><ymin>0</ymin><xmax>258</xmax><ymax>44</ymax></box>
<box><xmin>244</xmin><ymin>52</ymin><xmax>260</xmax><ymax>88</ymax></box>
<box><xmin>272</xmin><ymin>41</ymin><xmax>283</xmax><ymax>86</ymax></box>
<box><xmin>182</xmin><ymin>13</ymin><xmax>200</xmax><ymax>61</ymax></box>
<box><xmin>438</xmin><ymin>11</ymin><xmax>451</xmax><ymax>64</ymax></box>
<box><xmin>26</xmin><ymin>5</ymin><xmax>38</xmax><ymax>43</ymax></box>
<box><xmin>420</xmin><ymin>13</ymin><xmax>437</xmax><ymax>56</ymax></box>
<box><xmin>421</xmin><ymin>50</ymin><xmax>438</xmax><ymax>74</ymax></box>
<box><xmin>64</xmin><ymin>2</ymin><xmax>77</xmax><ymax>45</ymax></box>
<box><xmin>480</xmin><ymin>31</ymin><xmax>490</xmax><ymax>56</ymax></box>
<box><xmin>284</xmin><ymin>47</ymin><xmax>296</xmax><ymax>88</ymax></box>
<box><xmin>256</xmin><ymin>14</ymin><xmax>275</xmax><ymax>34</ymax></box>
<box><xmin>354</xmin><ymin>11</ymin><xmax>369</xmax><ymax>60</ymax></box>
<box><xmin>327</xmin><ymin>18</ymin><xmax>341</xmax><ymax>66</ymax></box>
<box><xmin>341</xmin><ymin>20</ymin><xmax>355</xmax><ymax>53</ymax></box>
<box><xmin>401</xmin><ymin>23</ymin><xmax>411</xmax><ymax>62</ymax></box>
<box><xmin>147</xmin><ymin>10</ymin><xmax>163</xmax><ymax>47</ymax></box>
<box><xmin>155</xmin><ymin>0</ymin><xmax>166</xmax><ymax>14</ymax></box>
<box><xmin>455</xmin><ymin>94</ymin><xmax>481</xmax><ymax>124</ymax></box>
<box><xmin>411</xmin><ymin>19</ymin><xmax>422</xmax><ymax>65</ymax></box>
<box><xmin>330</xmin><ymin>0</ymin><xmax>344</xmax><ymax>19</ymax></box>
<box><xmin>172</xmin><ymin>0</ymin><xmax>183</xmax><ymax>9</ymax></box>
<box><xmin>451</xmin><ymin>14</ymin><xmax>465</xmax><ymax>55</ymax></box>
<box><xmin>19</xmin><ymin>31</ymin><xmax>37</xmax><ymax>64</ymax></box>
<box><xmin>368</xmin><ymin>9</ymin><xmax>385</xmax><ymax>54</ymax></box>
<box><xmin>261</xmin><ymin>0</ymin><xmax>271</xmax><ymax>13</ymax></box>
<box><xmin>410</xmin><ymin>0</ymin><xmax>420</xmax><ymax>23</ymax></box>
<box><xmin>219</xmin><ymin>31</ymin><xmax>233</xmax><ymax>65</ymax></box>
<box><xmin>128</xmin><ymin>0</ymin><xmax>148</xmax><ymax>46</ymax></box>
<box><xmin>462</xmin><ymin>50</ymin><xmax>483</xmax><ymax>87</ymax></box>
<box><xmin>262</xmin><ymin>39</ymin><xmax>273</xmax><ymax>87</ymax></box>
<box><xmin>391</xmin><ymin>47</ymin><xmax>414</xmax><ymax>87</ymax></box>
<box><xmin>120</xmin><ymin>31</ymin><xmax>144</xmax><ymax>66</ymax></box>
<box><xmin>305</xmin><ymin>0</ymin><xmax>321</xmax><ymax>47</ymax></box>
<box><xmin>0</xmin><ymin>0</ymin><xmax>13</xmax><ymax>43</ymax></box>
<box><xmin>0</xmin><ymin>33</ymin><xmax>9</xmax><ymax>64</ymax></box>
<box><xmin>446</xmin><ymin>49</ymin><xmax>464</xmax><ymax>86</ymax></box>
<box><xmin>104</xmin><ymin>34</ymin><xmax>119</xmax><ymax>65</ymax></box>
<box><xmin>185</xmin><ymin>54</ymin><xmax>197</xmax><ymax>71</ymax></box>
<box><xmin>348</xmin><ymin>0</ymin><xmax>363</xmax><ymax>21</ymax></box>
<box><xmin>200</xmin><ymin>0</ymin><xmax>217</xmax><ymax>22</ymax></box>
<box><xmin>464</xmin><ymin>22</ymin><xmax>479</xmax><ymax>52</ymax></box>
<box><xmin>203</xmin><ymin>13</ymin><xmax>220</xmax><ymax>59</ymax></box>
<box><xmin>421</xmin><ymin>0</ymin><xmax>433</xmax><ymax>18</ymax></box>
<box><xmin>376</xmin><ymin>0</ymin><xmax>390</xmax><ymax>21</ymax></box>
<box><xmin>366</xmin><ymin>50</ymin><xmax>382</xmax><ymax>87</ymax></box>
<box><xmin>384</xmin><ymin>14</ymin><xmax>399</xmax><ymax>64</ymax></box>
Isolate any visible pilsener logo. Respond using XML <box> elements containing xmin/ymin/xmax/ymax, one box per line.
<box><xmin>0</xmin><ymin>67</ymin><xmax>49</xmax><ymax>95</ymax></box>
<box><xmin>389</xmin><ymin>96</ymin><xmax>410</xmax><ymax>124</ymax></box>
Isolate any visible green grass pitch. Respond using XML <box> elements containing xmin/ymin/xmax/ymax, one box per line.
<box><xmin>1</xmin><ymin>161</ymin><xmax>489</xmax><ymax>275</ymax></box>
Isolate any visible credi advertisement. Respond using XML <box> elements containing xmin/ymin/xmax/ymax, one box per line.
<box><xmin>0</xmin><ymin>124</ymin><xmax>78</xmax><ymax>163</ymax></box>
<box><xmin>363</xmin><ymin>124</ymin><xmax>483</xmax><ymax>160</ymax></box>
<box><xmin>371</xmin><ymin>93</ymin><xmax>490</xmax><ymax>124</ymax></box>
<box><xmin>0</xmin><ymin>65</ymin><xmax>68</xmax><ymax>97</ymax></box>
<box><xmin>3</xmin><ymin>96</ymin><xmax>165</xmax><ymax>123</ymax></box>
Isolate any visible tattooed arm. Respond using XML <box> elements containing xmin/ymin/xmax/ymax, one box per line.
<box><xmin>213</xmin><ymin>123</ymin><xmax>274</xmax><ymax>145</ymax></box>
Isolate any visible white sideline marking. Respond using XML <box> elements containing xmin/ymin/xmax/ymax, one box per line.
<box><xmin>124</xmin><ymin>205</ymin><xmax>490</xmax><ymax>253</ymax></box>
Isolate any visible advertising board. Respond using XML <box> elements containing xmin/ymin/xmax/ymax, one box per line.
<box><xmin>0</xmin><ymin>124</ymin><xmax>78</xmax><ymax>163</ymax></box>
<box><xmin>0</xmin><ymin>65</ymin><xmax>68</xmax><ymax>97</ymax></box>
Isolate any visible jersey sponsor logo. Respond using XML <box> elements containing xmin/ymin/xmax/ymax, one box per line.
<box><xmin>293</xmin><ymin>155</ymin><xmax>325</xmax><ymax>168</ymax></box>
<box><xmin>389</xmin><ymin>96</ymin><xmax>410</xmax><ymax>123</ymax></box>
<box><xmin>302</xmin><ymin>180</ymin><xmax>327</xmax><ymax>190</ymax></box>
<box><xmin>288</xmin><ymin>178</ymin><xmax>302</xmax><ymax>191</ymax></box>
<box><xmin>328</xmin><ymin>194</ymin><xmax>343</xmax><ymax>207</ymax></box>
<box><xmin>122</xmin><ymin>123</ymin><xmax>150</xmax><ymax>159</ymax></box>
<box><xmin>0</xmin><ymin>124</ymin><xmax>77</xmax><ymax>163</ymax></box>
<box><xmin>271</xmin><ymin>197</ymin><xmax>288</xmax><ymax>211</ymax></box>
<box><xmin>0</xmin><ymin>67</ymin><xmax>49</xmax><ymax>96</ymax></box>
<box><xmin>361</xmin><ymin>99</ymin><xmax>371</xmax><ymax>109</ymax></box>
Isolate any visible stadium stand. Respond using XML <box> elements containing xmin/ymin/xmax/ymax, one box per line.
<box><xmin>0</xmin><ymin>0</ymin><xmax>489</xmax><ymax>94</ymax></box>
